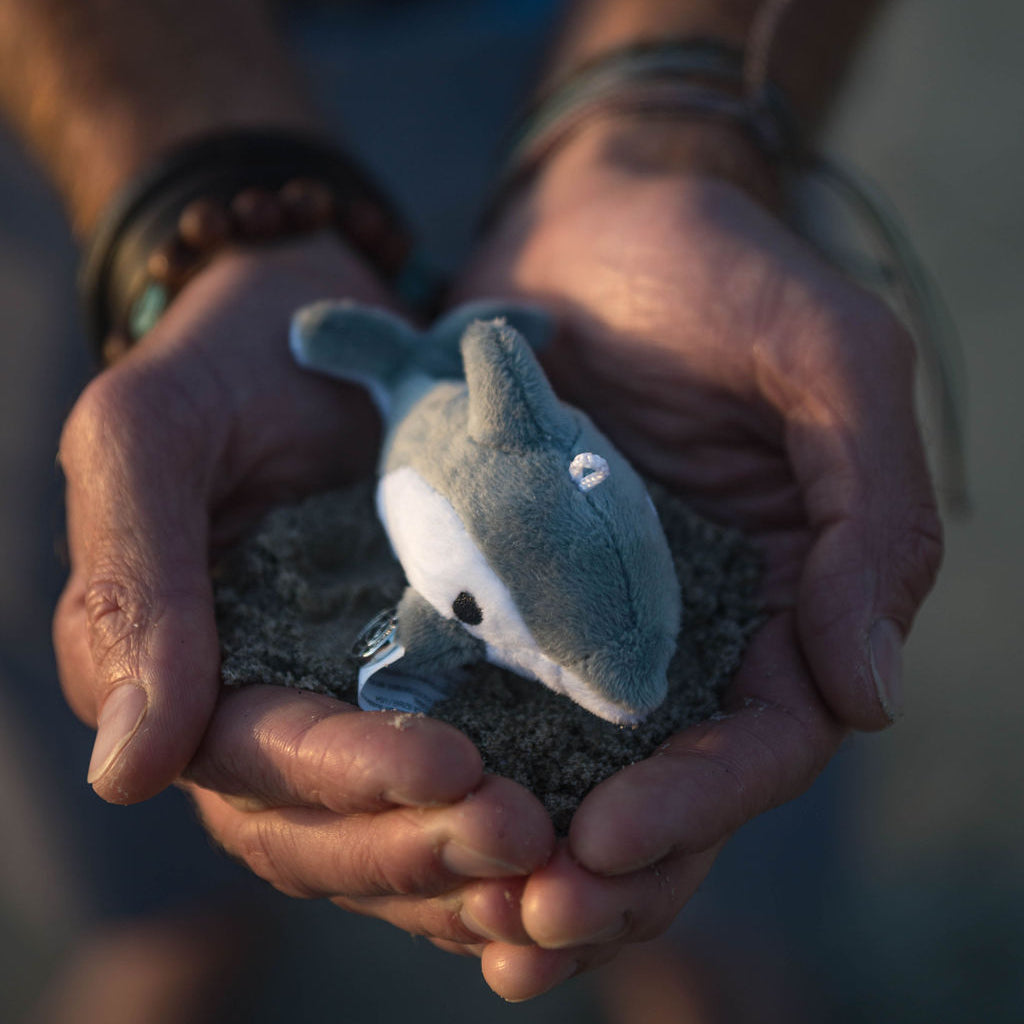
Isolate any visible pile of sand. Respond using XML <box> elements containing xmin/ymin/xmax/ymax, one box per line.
<box><xmin>215</xmin><ymin>481</ymin><xmax>762</xmax><ymax>833</ymax></box>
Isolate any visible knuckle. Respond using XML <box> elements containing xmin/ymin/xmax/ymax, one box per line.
<box><xmin>289</xmin><ymin>716</ymin><xmax>349</xmax><ymax>802</ymax></box>
<box><xmin>353</xmin><ymin>835</ymin><xmax>420</xmax><ymax>898</ymax></box>
<box><xmin>348</xmin><ymin>813</ymin><xmax>436</xmax><ymax>898</ymax></box>
<box><xmin>60</xmin><ymin>370</ymin><xmax>147</xmax><ymax>463</ymax></box>
<box><xmin>886</xmin><ymin>318</ymin><xmax>918</xmax><ymax>369</ymax></box>
<box><xmin>83</xmin><ymin>572</ymin><xmax>153</xmax><ymax>680</ymax></box>
<box><xmin>857</xmin><ymin>301</ymin><xmax>916</xmax><ymax>363</ymax></box>
<box><xmin>59</xmin><ymin>377</ymin><xmax>117</xmax><ymax>473</ymax></box>
<box><xmin>890</xmin><ymin>499</ymin><xmax>945</xmax><ymax>610</ymax></box>
<box><xmin>332</xmin><ymin>832</ymin><xmax>387</xmax><ymax>896</ymax></box>
<box><xmin>59</xmin><ymin>360</ymin><xmax>221</xmax><ymax>487</ymax></box>
<box><xmin>627</xmin><ymin>898</ymin><xmax>676</xmax><ymax>944</ymax></box>
<box><xmin>821</xmin><ymin>298</ymin><xmax>916</xmax><ymax>379</ymax></box>
<box><xmin>236</xmin><ymin>816</ymin><xmax>321</xmax><ymax>900</ymax></box>
<box><xmin>762</xmin><ymin>295</ymin><xmax>917</xmax><ymax>418</ymax></box>
<box><xmin>670</xmin><ymin>744</ymin><xmax>753</xmax><ymax>833</ymax></box>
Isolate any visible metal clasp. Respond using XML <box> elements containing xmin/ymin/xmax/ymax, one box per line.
<box><xmin>352</xmin><ymin>607</ymin><xmax>398</xmax><ymax>662</ymax></box>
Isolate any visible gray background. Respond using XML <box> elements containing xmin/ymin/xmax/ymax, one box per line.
<box><xmin>1</xmin><ymin>0</ymin><xmax>1022</xmax><ymax>1019</ymax></box>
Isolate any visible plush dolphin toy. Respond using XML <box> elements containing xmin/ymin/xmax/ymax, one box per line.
<box><xmin>290</xmin><ymin>301</ymin><xmax>681</xmax><ymax>725</ymax></box>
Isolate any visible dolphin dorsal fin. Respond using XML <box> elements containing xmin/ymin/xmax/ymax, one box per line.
<box><xmin>462</xmin><ymin>319</ymin><xmax>574</xmax><ymax>451</ymax></box>
<box><xmin>425</xmin><ymin>300</ymin><xmax>553</xmax><ymax>379</ymax></box>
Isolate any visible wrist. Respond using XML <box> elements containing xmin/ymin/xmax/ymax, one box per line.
<box><xmin>504</xmin><ymin>113</ymin><xmax>782</xmax><ymax>221</ymax></box>
<box><xmin>0</xmin><ymin>0</ymin><xmax>319</xmax><ymax>237</ymax></box>
<box><xmin>80</xmin><ymin>128</ymin><xmax>418</xmax><ymax>364</ymax></box>
<box><xmin>487</xmin><ymin>38</ymin><xmax>796</xmax><ymax>229</ymax></box>
<box><xmin>553</xmin><ymin>113</ymin><xmax>781</xmax><ymax>205</ymax></box>
<box><xmin>63</xmin><ymin>107</ymin><xmax>319</xmax><ymax>239</ymax></box>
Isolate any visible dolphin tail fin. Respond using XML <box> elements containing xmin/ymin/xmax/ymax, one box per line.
<box><xmin>290</xmin><ymin>300</ymin><xmax>417</xmax><ymax>417</ymax></box>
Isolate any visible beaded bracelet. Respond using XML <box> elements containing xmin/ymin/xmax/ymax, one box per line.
<box><xmin>79</xmin><ymin>130</ymin><xmax>423</xmax><ymax>364</ymax></box>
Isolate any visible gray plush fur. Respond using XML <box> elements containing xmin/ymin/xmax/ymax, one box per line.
<box><xmin>291</xmin><ymin>298</ymin><xmax>552</xmax><ymax>399</ymax></box>
<box><xmin>291</xmin><ymin>301</ymin><xmax>680</xmax><ymax>720</ymax></box>
<box><xmin>395</xmin><ymin>588</ymin><xmax>485</xmax><ymax>675</ymax></box>
<box><xmin>386</xmin><ymin>322</ymin><xmax>680</xmax><ymax>714</ymax></box>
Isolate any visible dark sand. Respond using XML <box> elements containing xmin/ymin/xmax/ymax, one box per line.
<box><xmin>215</xmin><ymin>481</ymin><xmax>762</xmax><ymax>833</ymax></box>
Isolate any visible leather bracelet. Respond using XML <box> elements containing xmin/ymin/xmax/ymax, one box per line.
<box><xmin>79</xmin><ymin>129</ymin><xmax>420</xmax><ymax>364</ymax></box>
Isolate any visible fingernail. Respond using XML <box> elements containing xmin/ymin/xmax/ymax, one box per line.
<box><xmin>869</xmin><ymin>619</ymin><xmax>904</xmax><ymax>721</ymax></box>
<box><xmin>558</xmin><ymin>958</ymin><xmax>582</xmax><ymax>985</ymax></box>
<box><xmin>87</xmin><ymin>682</ymin><xmax>148</xmax><ymax>784</ymax></box>
<box><xmin>505</xmin><ymin>959</ymin><xmax>580</xmax><ymax>1003</ymax></box>
<box><xmin>382</xmin><ymin>789</ymin><xmax>447</xmax><ymax>809</ymax></box>
<box><xmin>540</xmin><ymin>914</ymin><xmax>628</xmax><ymax>950</ymax></box>
<box><xmin>441</xmin><ymin>841</ymin><xmax>528</xmax><ymax>878</ymax></box>
<box><xmin>459</xmin><ymin>905</ymin><xmax>506</xmax><ymax>943</ymax></box>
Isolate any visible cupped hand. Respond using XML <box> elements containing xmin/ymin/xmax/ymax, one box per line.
<box><xmin>451</xmin><ymin>117</ymin><xmax>943</xmax><ymax>997</ymax></box>
<box><xmin>55</xmin><ymin>233</ymin><xmax>386</xmax><ymax>803</ymax></box>
<box><xmin>182</xmin><ymin>685</ymin><xmax>553</xmax><ymax>946</ymax></box>
<box><xmin>54</xmin><ymin>231</ymin><xmax>555</xmax><ymax>947</ymax></box>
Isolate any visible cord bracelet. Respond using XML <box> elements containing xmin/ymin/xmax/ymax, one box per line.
<box><xmin>491</xmin><ymin>35</ymin><xmax>967</xmax><ymax>510</ymax></box>
<box><xmin>489</xmin><ymin>38</ymin><xmax>801</xmax><ymax>219</ymax></box>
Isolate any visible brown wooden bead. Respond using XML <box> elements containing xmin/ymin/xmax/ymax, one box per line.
<box><xmin>146</xmin><ymin>236</ymin><xmax>194</xmax><ymax>288</ymax></box>
<box><xmin>280</xmin><ymin>177</ymin><xmax>335</xmax><ymax>230</ymax></box>
<box><xmin>373</xmin><ymin>232</ymin><xmax>412</xmax><ymax>276</ymax></box>
<box><xmin>341</xmin><ymin>198</ymin><xmax>387</xmax><ymax>249</ymax></box>
<box><xmin>231</xmin><ymin>186</ymin><xmax>285</xmax><ymax>241</ymax></box>
<box><xmin>178</xmin><ymin>197</ymin><xmax>231</xmax><ymax>251</ymax></box>
<box><xmin>101</xmin><ymin>333</ymin><xmax>132</xmax><ymax>365</ymax></box>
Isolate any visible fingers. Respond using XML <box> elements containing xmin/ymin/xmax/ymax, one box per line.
<box><xmin>474</xmin><ymin>843</ymin><xmax>720</xmax><ymax>1000</ymax></box>
<box><xmin>772</xmin><ymin>303</ymin><xmax>944</xmax><ymax>728</ymax></box>
<box><xmin>429</xmin><ymin>938</ymin><xmax>487</xmax><ymax>959</ymax></box>
<box><xmin>55</xmin><ymin>363</ymin><xmax>228</xmax><ymax>804</ymax></box>
<box><xmin>466</xmin><ymin>616</ymin><xmax>838</xmax><ymax>1003</ymax></box>
<box><xmin>481</xmin><ymin>942</ymin><xmax>618</xmax><ymax>1003</ymax></box>
<box><xmin>188</xmin><ymin>774</ymin><xmax>555</xmax><ymax>902</ymax></box>
<box><xmin>180</xmin><ymin>679</ymin><xmax>553</xmax><ymax>954</ymax></box>
<box><xmin>185</xmin><ymin>685</ymin><xmax>484</xmax><ymax>813</ymax></box>
<box><xmin>519</xmin><ymin>844</ymin><xmax>719</xmax><ymax>951</ymax></box>
<box><xmin>568</xmin><ymin>614</ymin><xmax>843</xmax><ymax>876</ymax></box>
<box><xmin>332</xmin><ymin>876</ymin><xmax>533</xmax><ymax>947</ymax></box>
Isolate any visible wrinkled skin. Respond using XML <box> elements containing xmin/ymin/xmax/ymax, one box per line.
<box><xmin>444</xmin><ymin>119</ymin><xmax>943</xmax><ymax>998</ymax></box>
<box><xmin>54</xmin><ymin>119</ymin><xmax>942</xmax><ymax>1002</ymax></box>
<box><xmin>54</xmin><ymin>235</ymin><xmax>557</xmax><ymax>969</ymax></box>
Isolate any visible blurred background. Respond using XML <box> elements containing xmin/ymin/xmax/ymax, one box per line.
<box><xmin>1</xmin><ymin>0</ymin><xmax>1021</xmax><ymax>1020</ymax></box>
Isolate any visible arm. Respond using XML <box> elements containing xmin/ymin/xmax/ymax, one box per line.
<box><xmin>1</xmin><ymin>0</ymin><xmax>555</xmax><ymax>955</ymax></box>
<box><xmin>0</xmin><ymin>0</ymin><xmax>315</xmax><ymax>234</ymax></box>
<box><xmin>543</xmin><ymin>0</ymin><xmax>885</xmax><ymax>129</ymax></box>
<box><xmin>454</xmin><ymin>0</ymin><xmax>942</xmax><ymax>1001</ymax></box>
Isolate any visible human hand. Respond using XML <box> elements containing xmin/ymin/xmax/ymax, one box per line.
<box><xmin>452</xmin><ymin>117</ymin><xmax>943</xmax><ymax>997</ymax></box>
<box><xmin>53</xmin><ymin>233</ymin><xmax>556</xmax><ymax>945</ymax></box>
<box><xmin>54</xmin><ymin>234</ymin><xmax>385</xmax><ymax>803</ymax></box>
<box><xmin>182</xmin><ymin>684</ymin><xmax>554</xmax><ymax>946</ymax></box>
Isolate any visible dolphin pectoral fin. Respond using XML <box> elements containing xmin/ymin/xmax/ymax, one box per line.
<box><xmin>357</xmin><ymin>643</ymin><xmax>458</xmax><ymax>714</ymax></box>
<box><xmin>290</xmin><ymin>300</ymin><xmax>417</xmax><ymax>417</ymax></box>
<box><xmin>356</xmin><ymin>590</ymin><xmax>482</xmax><ymax>714</ymax></box>
<box><xmin>395</xmin><ymin>587</ymin><xmax>483</xmax><ymax>674</ymax></box>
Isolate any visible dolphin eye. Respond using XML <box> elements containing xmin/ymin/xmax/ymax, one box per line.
<box><xmin>570</xmin><ymin>452</ymin><xmax>610</xmax><ymax>492</ymax></box>
<box><xmin>452</xmin><ymin>591</ymin><xmax>483</xmax><ymax>625</ymax></box>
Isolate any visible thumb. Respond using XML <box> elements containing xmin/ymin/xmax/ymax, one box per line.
<box><xmin>785</xmin><ymin>315</ymin><xmax>944</xmax><ymax>730</ymax></box>
<box><xmin>55</xmin><ymin>366</ymin><xmax>224</xmax><ymax>803</ymax></box>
